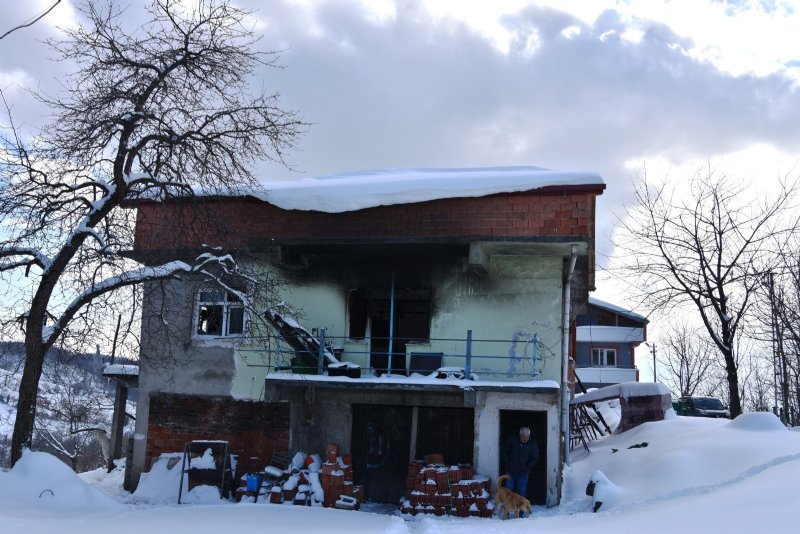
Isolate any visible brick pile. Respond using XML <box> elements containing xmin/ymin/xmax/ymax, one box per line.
<box><xmin>399</xmin><ymin>454</ymin><xmax>493</xmax><ymax>518</ymax></box>
<box><xmin>236</xmin><ymin>443</ymin><xmax>362</xmax><ymax>510</ymax></box>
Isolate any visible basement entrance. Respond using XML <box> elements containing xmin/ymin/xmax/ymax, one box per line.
<box><xmin>499</xmin><ymin>409</ymin><xmax>548</xmax><ymax>504</ymax></box>
<box><xmin>351</xmin><ymin>404</ymin><xmax>474</xmax><ymax>503</ymax></box>
<box><xmin>351</xmin><ymin>404</ymin><xmax>413</xmax><ymax>503</ymax></box>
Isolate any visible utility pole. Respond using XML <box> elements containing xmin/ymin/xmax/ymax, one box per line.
<box><xmin>651</xmin><ymin>343</ymin><xmax>657</xmax><ymax>382</ymax></box>
<box><xmin>645</xmin><ymin>342</ymin><xmax>657</xmax><ymax>383</ymax></box>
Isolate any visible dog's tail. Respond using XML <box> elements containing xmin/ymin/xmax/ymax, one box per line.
<box><xmin>497</xmin><ymin>474</ymin><xmax>510</xmax><ymax>487</ymax></box>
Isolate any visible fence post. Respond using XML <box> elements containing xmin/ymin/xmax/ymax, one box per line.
<box><xmin>318</xmin><ymin>328</ymin><xmax>326</xmax><ymax>375</ymax></box>
<box><xmin>465</xmin><ymin>329</ymin><xmax>473</xmax><ymax>380</ymax></box>
<box><xmin>531</xmin><ymin>333</ymin><xmax>539</xmax><ymax>380</ymax></box>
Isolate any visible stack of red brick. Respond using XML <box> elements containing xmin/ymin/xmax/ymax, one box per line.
<box><xmin>241</xmin><ymin>443</ymin><xmax>363</xmax><ymax>510</ymax></box>
<box><xmin>399</xmin><ymin>454</ymin><xmax>494</xmax><ymax>518</ymax></box>
<box><xmin>318</xmin><ymin>443</ymin><xmax>363</xmax><ymax>509</ymax></box>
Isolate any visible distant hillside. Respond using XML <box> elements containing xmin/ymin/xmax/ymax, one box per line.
<box><xmin>0</xmin><ymin>342</ymin><xmax>137</xmax><ymax>470</ymax></box>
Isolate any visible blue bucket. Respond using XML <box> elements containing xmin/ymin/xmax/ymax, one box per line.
<box><xmin>245</xmin><ymin>474</ymin><xmax>260</xmax><ymax>492</ymax></box>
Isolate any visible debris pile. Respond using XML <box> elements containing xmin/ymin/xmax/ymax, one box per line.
<box><xmin>399</xmin><ymin>454</ymin><xmax>493</xmax><ymax>518</ymax></box>
<box><xmin>235</xmin><ymin>443</ymin><xmax>362</xmax><ymax>510</ymax></box>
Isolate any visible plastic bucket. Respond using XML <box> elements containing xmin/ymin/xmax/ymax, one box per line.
<box><xmin>246</xmin><ymin>474</ymin><xmax>260</xmax><ymax>492</ymax></box>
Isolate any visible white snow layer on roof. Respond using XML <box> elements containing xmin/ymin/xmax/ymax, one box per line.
<box><xmin>252</xmin><ymin>166</ymin><xmax>604</xmax><ymax>213</ymax></box>
<box><xmin>588</xmin><ymin>296</ymin><xmax>649</xmax><ymax>323</ymax></box>
<box><xmin>102</xmin><ymin>364</ymin><xmax>139</xmax><ymax>376</ymax></box>
<box><xmin>572</xmin><ymin>381</ymin><xmax>670</xmax><ymax>404</ymax></box>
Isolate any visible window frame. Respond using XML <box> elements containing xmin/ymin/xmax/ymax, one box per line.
<box><xmin>193</xmin><ymin>287</ymin><xmax>247</xmax><ymax>339</ymax></box>
<box><xmin>590</xmin><ymin>346</ymin><xmax>618</xmax><ymax>367</ymax></box>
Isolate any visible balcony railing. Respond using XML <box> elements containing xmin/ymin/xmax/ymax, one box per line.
<box><xmin>239</xmin><ymin>329</ymin><xmax>549</xmax><ymax>382</ymax></box>
<box><xmin>574</xmin><ymin>366</ymin><xmax>638</xmax><ymax>385</ymax></box>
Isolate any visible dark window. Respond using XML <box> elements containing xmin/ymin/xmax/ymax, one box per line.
<box><xmin>196</xmin><ymin>290</ymin><xmax>244</xmax><ymax>337</ymax></box>
<box><xmin>348</xmin><ymin>290</ymin><xmax>368</xmax><ymax>339</ymax></box>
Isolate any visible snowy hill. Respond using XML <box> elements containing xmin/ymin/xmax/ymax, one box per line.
<box><xmin>0</xmin><ymin>342</ymin><xmax>136</xmax><ymax>470</ymax></box>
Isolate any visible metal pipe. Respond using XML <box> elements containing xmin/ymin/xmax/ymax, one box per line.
<box><xmin>561</xmin><ymin>244</ymin><xmax>578</xmax><ymax>467</ymax></box>
<box><xmin>318</xmin><ymin>328</ymin><xmax>326</xmax><ymax>375</ymax></box>
<box><xmin>387</xmin><ymin>270</ymin><xmax>395</xmax><ymax>377</ymax></box>
<box><xmin>465</xmin><ymin>329</ymin><xmax>473</xmax><ymax>379</ymax></box>
<box><xmin>531</xmin><ymin>333</ymin><xmax>539</xmax><ymax>380</ymax></box>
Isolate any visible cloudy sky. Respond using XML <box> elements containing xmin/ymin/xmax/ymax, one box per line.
<box><xmin>2</xmin><ymin>0</ymin><xmax>800</xmax><ymax>297</ymax></box>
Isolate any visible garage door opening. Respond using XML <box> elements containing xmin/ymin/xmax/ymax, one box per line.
<box><xmin>352</xmin><ymin>404</ymin><xmax>474</xmax><ymax>503</ymax></box>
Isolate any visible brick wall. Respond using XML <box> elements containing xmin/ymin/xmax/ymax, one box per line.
<box><xmin>146</xmin><ymin>393</ymin><xmax>290</xmax><ymax>476</ymax></box>
<box><xmin>133</xmin><ymin>188</ymin><xmax>602</xmax><ymax>253</ymax></box>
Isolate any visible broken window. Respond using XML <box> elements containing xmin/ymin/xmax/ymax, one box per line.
<box><xmin>195</xmin><ymin>289</ymin><xmax>245</xmax><ymax>337</ymax></box>
<box><xmin>347</xmin><ymin>289</ymin><xmax>368</xmax><ymax>340</ymax></box>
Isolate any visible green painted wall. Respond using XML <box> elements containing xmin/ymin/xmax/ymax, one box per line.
<box><xmin>427</xmin><ymin>255</ymin><xmax>563</xmax><ymax>382</ymax></box>
<box><xmin>230</xmin><ymin>253</ymin><xmax>564</xmax><ymax>397</ymax></box>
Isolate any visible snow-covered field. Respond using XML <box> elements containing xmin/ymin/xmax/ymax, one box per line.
<box><xmin>1</xmin><ymin>408</ymin><xmax>798</xmax><ymax>533</ymax></box>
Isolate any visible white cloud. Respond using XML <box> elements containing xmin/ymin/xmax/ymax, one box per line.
<box><xmin>623</xmin><ymin>143</ymin><xmax>800</xmax><ymax>192</ymax></box>
<box><xmin>561</xmin><ymin>24</ymin><xmax>581</xmax><ymax>39</ymax></box>
<box><xmin>0</xmin><ymin>69</ymin><xmax>33</xmax><ymax>91</ymax></box>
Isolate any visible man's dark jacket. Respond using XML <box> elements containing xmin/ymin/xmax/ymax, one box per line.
<box><xmin>502</xmin><ymin>433</ymin><xmax>539</xmax><ymax>476</ymax></box>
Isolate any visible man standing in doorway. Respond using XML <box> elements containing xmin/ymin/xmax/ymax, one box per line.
<box><xmin>501</xmin><ymin>426</ymin><xmax>539</xmax><ymax>496</ymax></box>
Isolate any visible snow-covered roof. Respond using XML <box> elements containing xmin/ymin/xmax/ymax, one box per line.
<box><xmin>244</xmin><ymin>166</ymin><xmax>605</xmax><ymax>213</ymax></box>
<box><xmin>102</xmin><ymin>364</ymin><xmax>139</xmax><ymax>377</ymax></box>
<box><xmin>588</xmin><ymin>296</ymin><xmax>649</xmax><ymax>324</ymax></box>
<box><xmin>572</xmin><ymin>381</ymin><xmax>670</xmax><ymax>404</ymax></box>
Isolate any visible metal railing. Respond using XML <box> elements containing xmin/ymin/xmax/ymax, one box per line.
<box><xmin>238</xmin><ymin>329</ymin><xmax>548</xmax><ymax>382</ymax></box>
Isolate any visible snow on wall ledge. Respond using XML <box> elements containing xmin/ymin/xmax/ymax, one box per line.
<box><xmin>572</xmin><ymin>382</ymin><xmax>671</xmax><ymax>404</ymax></box>
<box><xmin>245</xmin><ymin>166</ymin><xmax>605</xmax><ymax>213</ymax></box>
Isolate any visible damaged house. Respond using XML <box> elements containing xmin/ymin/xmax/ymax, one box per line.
<box><xmin>128</xmin><ymin>166</ymin><xmax>606</xmax><ymax>507</ymax></box>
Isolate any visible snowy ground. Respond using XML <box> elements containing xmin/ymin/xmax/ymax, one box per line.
<box><xmin>1</xmin><ymin>408</ymin><xmax>799</xmax><ymax>533</ymax></box>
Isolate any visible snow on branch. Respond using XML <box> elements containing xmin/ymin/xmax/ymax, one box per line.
<box><xmin>0</xmin><ymin>245</ymin><xmax>53</xmax><ymax>273</ymax></box>
<box><xmin>43</xmin><ymin>253</ymin><xmax>238</xmax><ymax>345</ymax></box>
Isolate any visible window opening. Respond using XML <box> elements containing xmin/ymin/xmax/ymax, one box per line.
<box><xmin>347</xmin><ymin>286</ymin><xmax>431</xmax><ymax>375</ymax></box>
<box><xmin>196</xmin><ymin>289</ymin><xmax>244</xmax><ymax>336</ymax></box>
<box><xmin>591</xmin><ymin>347</ymin><xmax>617</xmax><ymax>367</ymax></box>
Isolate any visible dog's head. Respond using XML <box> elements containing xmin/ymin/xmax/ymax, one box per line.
<box><xmin>521</xmin><ymin>500</ymin><xmax>532</xmax><ymax>515</ymax></box>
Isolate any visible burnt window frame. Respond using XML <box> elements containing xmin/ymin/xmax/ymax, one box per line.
<box><xmin>194</xmin><ymin>287</ymin><xmax>246</xmax><ymax>338</ymax></box>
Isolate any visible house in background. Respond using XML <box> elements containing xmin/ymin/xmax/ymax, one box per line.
<box><xmin>128</xmin><ymin>166</ymin><xmax>606</xmax><ymax>506</ymax></box>
<box><xmin>574</xmin><ymin>296</ymin><xmax>649</xmax><ymax>390</ymax></box>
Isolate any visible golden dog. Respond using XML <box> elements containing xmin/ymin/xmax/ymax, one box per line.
<box><xmin>494</xmin><ymin>475</ymin><xmax>532</xmax><ymax>519</ymax></box>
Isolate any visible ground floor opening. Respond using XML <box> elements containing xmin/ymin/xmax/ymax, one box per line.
<box><xmin>498</xmin><ymin>409</ymin><xmax>548</xmax><ymax>504</ymax></box>
<box><xmin>351</xmin><ymin>404</ymin><xmax>474</xmax><ymax>503</ymax></box>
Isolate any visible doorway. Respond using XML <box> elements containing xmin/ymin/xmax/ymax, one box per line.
<box><xmin>348</xmin><ymin>288</ymin><xmax>431</xmax><ymax>375</ymax></box>
<box><xmin>498</xmin><ymin>410</ymin><xmax>548</xmax><ymax>504</ymax></box>
<box><xmin>351</xmin><ymin>404</ymin><xmax>413</xmax><ymax>503</ymax></box>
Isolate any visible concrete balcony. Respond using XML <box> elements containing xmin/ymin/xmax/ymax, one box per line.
<box><xmin>575</xmin><ymin>366</ymin><xmax>638</xmax><ymax>386</ymax></box>
<box><xmin>576</xmin><ymin>326</ymin><xmax>644</xmax><ymax>343</ymax></box>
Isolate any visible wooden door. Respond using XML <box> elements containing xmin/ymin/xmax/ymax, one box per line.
<box><xmin>351</xmin><ymin>404</ymin><xmax>413</xmax><ymax>503</ymax></box>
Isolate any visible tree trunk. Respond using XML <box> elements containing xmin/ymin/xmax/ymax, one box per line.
<box><xmin>10</xmin><ymin>340</ymin><xmax>47</xmax><ymax>466</ymax></box>
<box><xmin>723</xmin><ymin>348</ymin><xmax>742</xmax><ymax>418</ymax></box>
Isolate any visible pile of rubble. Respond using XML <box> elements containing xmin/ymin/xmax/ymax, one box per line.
<box><xmin>236</xmin><ymin>444</ymin><xmax>363</xmax><ymax>510</ymax></box>
<box><xmin>399</xmin><ymin>454</ymin><xmax>494</xmax><ymax>518</ymax></box>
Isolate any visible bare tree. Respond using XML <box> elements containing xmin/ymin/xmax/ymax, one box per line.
<box><xmin>657</xmin><ymin>321</ymin><xmax>716</xmax><ymax>397</ymax></box>
<box><xmin>740</xmin><ymin>352</ymin><xmax>775</xmax><ymax>413</ymax></box>
<box><xmin>614</xmin><ymin>167</ymin><xmax>798</xmax><ymax>417</ymax></box>
<box><xmin>35</xmin><ymin>358</ymin><xmax>112</xmax><ymax>471</ymax></box>
<box><xmin>0</xmin><ymin>0</ymin><xmax>305</xmax><ymax>466</ymax></box>
<box><xmin>756</xmin><ymin>241</ymin><xmax>800</xmax><ymax>424</ymax></box>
